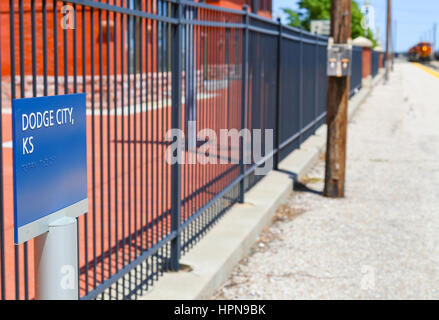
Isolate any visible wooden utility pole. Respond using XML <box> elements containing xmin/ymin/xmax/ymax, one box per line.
<box><xmin>385</xmin><ymin>0</ymin><xmax>391</xmax><ymax>81</ymax></box>
<box><xmin>391</xmin><ymin>20</ymin><xmax>395</xmax><ymax>71</ymax></box>
<box><xmin>323</xmin><ymin>0</ymin><xmax>351</xmax><ymax>198</ymax></box>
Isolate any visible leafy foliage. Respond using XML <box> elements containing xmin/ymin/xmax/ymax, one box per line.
<box><xmin>282</xmin><ymin>0</ymin><xmax>377</xmax><ymax>47</ymax></box>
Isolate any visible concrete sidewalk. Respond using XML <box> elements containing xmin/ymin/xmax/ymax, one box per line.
<box><xmin>214</xmin><ymin>61</ymin><xmax>439</xmax><ymax>299</ymax></box>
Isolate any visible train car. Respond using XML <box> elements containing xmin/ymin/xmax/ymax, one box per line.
<box><xmin>408</xmin><ymin>42</ymin><xmax>434</xmax><ymax>62</ymax></box>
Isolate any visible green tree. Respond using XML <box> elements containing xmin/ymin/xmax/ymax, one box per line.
<box><xmin>282</xmin><ymin>0</ymin><xmax>377</xmax><ymax>47</ymax></box>
<box><xmin>283</xmin><ymin>8</ymin><xmax>302</xmax><ymax>28</ymax></box>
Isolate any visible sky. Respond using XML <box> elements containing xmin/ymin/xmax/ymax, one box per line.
<box><xmin>273</xmin><ymin>0</ymin><xmax>439</xmax><ymax>52</ymax></box>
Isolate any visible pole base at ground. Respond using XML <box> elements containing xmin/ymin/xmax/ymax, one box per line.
<box><xmin>34</xmin><ymin>217</ymin><xmax>79</xmax><ymax>300</ymax></box>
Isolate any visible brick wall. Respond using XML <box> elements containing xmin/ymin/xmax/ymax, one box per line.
<box><xmin>378</xmin><ymin>52</ymin><xmax>383</xmax><ymax>69</ymax></box>
<box><xmin>362</xmin><ymin>47</ymin><xmax>372</xmax><ymax>79</ymax></box>
<box><xmin>206</xmin><ymin>0</ymin><xmax>272</xmax><ymax>19</ymax></box>
<box><xmin>1</xmin><ymin>1</ymin><xmax>241</xmax><ymax>78</ymax></box>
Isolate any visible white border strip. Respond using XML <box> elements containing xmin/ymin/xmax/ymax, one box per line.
<box><xmin>16</xmin><ymin>198</ymin><xmax>88</xmax><ymax>244</ymax></box>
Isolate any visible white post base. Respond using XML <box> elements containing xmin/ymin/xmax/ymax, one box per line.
<box><xmin>34</xmin><ymin>217</ymin><xmax>79</xmax><ymax>300</ymax></box>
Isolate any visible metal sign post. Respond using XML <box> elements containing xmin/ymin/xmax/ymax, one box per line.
<box><xmin>12</xmin><ymin>93</ymin><xmax>87</xmax><ymax>300</ymax></box>
<box><xmin>34</xmin><ymin>217</ymin><xmax>78</xmax><ymax>300</ymax></box>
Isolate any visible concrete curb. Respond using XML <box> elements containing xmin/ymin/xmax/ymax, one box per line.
<box><xmin>139</xmin><ymin>71</ymin><xmax>384</xmax><ymax>300</ymax></box>
<box><xmin>140</xmin><ymin>170</ymin><xmax>292</xmax><ymax>300</ymax></box>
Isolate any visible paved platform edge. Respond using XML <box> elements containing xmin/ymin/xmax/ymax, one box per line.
<box><xmin>139</xmin><ymin>70</ymin><xmax>384</xmax><ymax>300</ymax></box>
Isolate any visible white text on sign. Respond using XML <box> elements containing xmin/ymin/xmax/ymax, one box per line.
<box><xmin>21</xmin><ymin>107</ymin><xmax>75</xmax><ymax>155</ymax></box>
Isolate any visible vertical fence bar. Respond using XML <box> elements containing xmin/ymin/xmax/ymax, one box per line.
<box><xmin>274</xmin><ymin>17</ymin><xmax>282</xmax><ymax>170</ymax></box>
<box><xmin>19</xmin><ymin>0</ymin><xmax>29</xmax><ymax>300</ymax></box>
<box><xmin>144</xmin><ymin>1</ymin><xmax>150</xmax><ymax>285</ymax></box>
<box><xmin>314</xmin><ymin>37</ymin><xmax>319</xmax><ymax>132</ymax></box>
<box><xmin>8</xmin><ymin>1</ymin><xmax>21</xmax><ymax>299</ymax></box>
<box><xmin>73</xmin><ymin>4</ymin><xmax>77</xmax><ymax>94</ymax></box>
<box><xmin>53</xmin><ymin>0</ymin><xmax>59</xmax><ymax>95</ymax></box>
<box><xmin>0</xmin><ymin>9</ymin><xmax>5</xmax><ymax>300</ymax></box>
<box><xmin>239</xmin><ymin>5</ymin><xmax>249</xmax><ymax>203</ymax></box>
<box><xmin>120</xmin><ymin>0</ymin><xmax>126</xmax><ymax>292</ymax></box>
<box><xmin>98</xmin><ymin>5</ymin><xmax>104</xmax><ymax>287</ymax></box>
<box><xmin>90</xmin><ymin>5</ymin><xmax>97</xmax><ymax>291</ymax></box>
<box><xmin>126</xmin><ymin>0</ymin><xmax>133</xmax><ymax>290</ymax></box>
<box><xmin>154</xmin><ymin>3</ymin><xmax>159</xmax><ymax>272</ymax></box>
<box><xmin>31</xmin><ymin>0</ymin><xmax>37</xmax><ymax>98</ymax></box>
<box><xmin>170</xmin><ymin>0</ymin><xmax>183</xmax><ymax>271</ymax></box>
<box><xmin>113</xmin><ymin>1</ymin><xmax>119</xmax><ymax>296</ymax></box>
<box><xmin>150</xmin><ymin>1</ymin><xmax>156</xmax><ymax>283</ymax></box>
<box><xmin>138</xmin><ymin>0</ymin><xmax>144</xmax><ymax>295</ymax></box>
<box><xmin>298</xmin><ymin>30</ymin><xmax>303</xmax><ymax>145</ymax></box>
<box><xmin>30</xmin><ymin>0</ymin><xmax>38</xmax><ymax>299</ymax></box>
<box><xmin>63</xmin><ymin>1</ymin><xmax>68</xmax><ymax>94</ymax></box>
<box><xmin>158</xmin><ymin>0</ymin><xmax>164</xmax><ymax>278</ymax></box>
<box><xmin>105</xmin><ymin>0</ymin><xmax>112</xmax><ymax>298</ymax></box>
<box><xmin>42</xmin><ymin>0</ymin><xmax>48</xmax><ymax>96</ymax></box>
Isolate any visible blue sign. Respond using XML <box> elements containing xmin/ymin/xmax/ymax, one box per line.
<box><xmin>12</xmin><ymin>93</ymin><xmax>88</xmax><ymax>244</ymax></box>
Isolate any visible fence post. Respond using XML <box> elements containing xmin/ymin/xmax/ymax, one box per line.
<box><xmin>0</xmin><ymin>14</ymin><xmax>5</xmax><ymax>301</ymax></box>
<box><xmin>170</xmin><ymin>0</ymin><xmax>183</xmax><ymax>271</ymax></box>
<box><xmin>314</xmin><ymin>36</ymin><xmax>319</xmax><ymax>132</ymax></box>
<box><xmin>239</xmin><ymin>5</ymin><xmax>249</xmax><ymax>203</ymax></box>
<box><xmin>298</xmin><ymin>30</ymin><xmax>304</xmax><ymax>145</ymax></box>
<box><xmin>274</xmin><ymin>17</ymin><xmax>282</xmax><ymax>170</ymax></box>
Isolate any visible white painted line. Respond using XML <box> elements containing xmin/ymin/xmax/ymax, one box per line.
<box><xmin>85</xmin><ymin>93</ymin><xmax>218</xmax><ymax>116</ymax></box>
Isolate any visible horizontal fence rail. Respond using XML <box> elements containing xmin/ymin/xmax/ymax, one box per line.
<box><xmin>0</xmin><ymin>0</ymin><xmax>368</xmax><ymax>300</ymax></box>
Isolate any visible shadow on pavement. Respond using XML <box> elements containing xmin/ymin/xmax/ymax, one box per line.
<box><xmin>275</xmin><ymin>169</ymin><xmax>323</xmax><ymax>196</ymax></box>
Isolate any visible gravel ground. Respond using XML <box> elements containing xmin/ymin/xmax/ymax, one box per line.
<box><xmin>214</xmin><ymin>61</ymin><xmax>439</xmax><ymax>300</ymax></box>
<box><xmin>430</xmin><ymin>60</ymin><xmax>439</xmax><ymax>70</ymax></box>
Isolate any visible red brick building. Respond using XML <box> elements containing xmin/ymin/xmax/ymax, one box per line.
<box><xmin>0</xmin><ymin>0</ymin><xmax>272</xmax><ymax>77</ymax></box>
<box><xmin>0</xmin><ymin>1</ymin><xmax>159</xmax><ymax>77</ymax></box>
<box><xmin>206</xmin><ymin>0</ymin><xmax>272</xmax><ymax>19</ymax></box>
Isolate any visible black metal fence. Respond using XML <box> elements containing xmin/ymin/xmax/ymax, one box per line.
<box><xmin>350</xmin><ymin>45</ymin><xmax>363</xmax><ymax>97</ymax></box>
<box><xmin>0</xmin><ymin>0</ymin><xmax>361</xmax><ymax>300</ymax></box>
<box><xmin>372</xmin><ymin>50</ymin><xmax>379</xmax><ymax>78</ymax></box>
